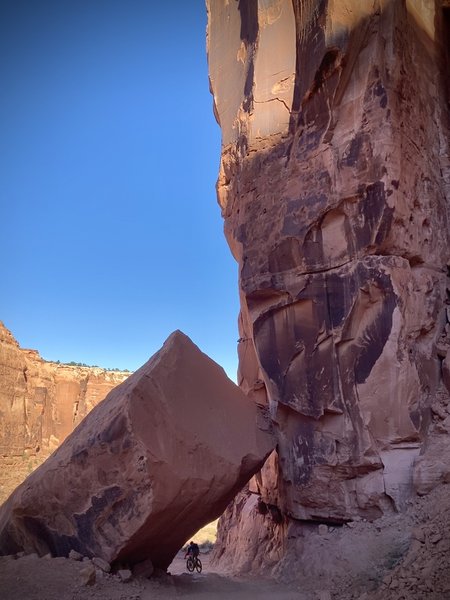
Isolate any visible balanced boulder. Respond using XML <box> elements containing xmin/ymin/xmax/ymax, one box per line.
<box><xmin>0</xmin><ymin>331</ymin><xmax>274</xmax><ymax>569</ymax></box>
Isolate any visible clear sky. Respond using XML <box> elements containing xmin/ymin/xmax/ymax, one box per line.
<box><xmin>0</xmin><ymin>1</ymin><xmax>240</xmax><ymax>379</ymax></box>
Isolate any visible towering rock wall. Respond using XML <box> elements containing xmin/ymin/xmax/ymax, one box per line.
<box><xmin>207</xmin><ymin>0</ymin><xmax>450</xmax><ymax>573</ymax></box>
<box><xmin>0</xmin><ymin>322</ymin><xmax>130</xmax><ymax>502</ymax></box>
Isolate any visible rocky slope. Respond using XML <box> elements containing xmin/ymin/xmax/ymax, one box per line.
<box><xmin>207</xmin><ymin>0</ymin><xmax>450</xmax><ymax>575</ymax></box>
<box><xmin>0</xmin><ymin>322</ymin><xmax>130</xmax><ymax>503</ymax></box>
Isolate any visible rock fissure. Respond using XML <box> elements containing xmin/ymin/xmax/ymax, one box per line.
<box><xmin>253</xmin><ymin>96</ymin><xmax>291</xmax><ymax>113</ymax></box>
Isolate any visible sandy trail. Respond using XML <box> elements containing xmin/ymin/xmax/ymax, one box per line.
<box><xmin>2</xmin><ymin>485</ymin><xmax>450</xmax><ymax>600</ymax></box>
<box><xmin>168</xmin><ymin>554</ymin><xmax>303</xmax><ymax>598</ymax></box>
<box><xmin>0</xmin><ymin>552</ymin><xmax>307</xmax><ymax>600</ymax></box>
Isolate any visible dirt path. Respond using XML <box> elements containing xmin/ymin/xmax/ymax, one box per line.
<box><xmin>168</xmin><ymin>554</ymin><xmax>305</xmax><ymax>598</ymax></box>
<box><xmin>3</xmin><ymin>484</ymin><xmax>450</xmax><ymax>600</ymax></box>
<box><xmin>0</xmin><ymin>552</ymin><xmax>309</xmax><ymax>600</ymax></box>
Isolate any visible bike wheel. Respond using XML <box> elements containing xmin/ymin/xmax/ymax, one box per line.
<box><xmin>186</xmin><ymin>557</ymin><xmax>195</xmax><ymax>572</ymax></box>
<box><xmin>195</xmin><ymin>557</ymin><xmax>202</xmax><ymax>573</ymax></box>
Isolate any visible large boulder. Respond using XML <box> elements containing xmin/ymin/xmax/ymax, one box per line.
<box><xmin>0</xmin><ymin>331</ymin><xmax>274</xmax><ymax>569</ymax></box>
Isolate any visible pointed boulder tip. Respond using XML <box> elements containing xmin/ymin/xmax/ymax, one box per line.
<box><xmin>162</xmin><ymin>330</ymin><xmax>202</xmax><ymax>355</ymax></box>
<box><xmin>165</xmin><ymin>329</ymin><xmax>192</xmax><ymax>345</ymax></box>
<box><xmin>160</xmin><ymin>329</ymin><xmax>234</xmax><ymax>381</ymax></box>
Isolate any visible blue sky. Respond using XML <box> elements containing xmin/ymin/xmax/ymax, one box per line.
<box><xmin>0</xmin><ymin>1</ymin><xmax>240</xmax><ymax>378</ymax></box>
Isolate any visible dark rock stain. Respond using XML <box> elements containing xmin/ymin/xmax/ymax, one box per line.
<box><xmin>357</xmin><ymin>181</ymin><xmax>393</xmax><ymax>248</ymax></box>
<box><xmin>312</xmin><ymin>48</ymin><xmax>341</xmax><ymax>93</ymax></box>
<box><xmin>21</xmin><ymin>516</ymin><xmax>83</xmax><ymax>557</ymax></box>
<box><xmin>98</xmin><ymin>414</ymin><xmax>126</xmax><ymax>445</ymax></box>
<box><xmin>257</xmin><ymin>498</ymin><xmax>268</xmax><ymax>514</ymax></box>
<box><xmin>374</xmin><ymin>79</ymin><xmax>387</xmax><ymax>108</ymax></box>
<box><xmin>74</xmin><ymin>485</ymin><xmax>122</xmax><ymax>552</ymax></box>
<box><xmin>238</xmin><ymin>0</ymin><xmax>258</xmax><ymax>45</ymax></box>
<box><xmin>336</xmin><ymin>266</ymin><xmax>397</xmax><ymax>385</ymax></box>
<box><xmin>243</xmin><ymin>61</ymin><xmax>254</xmax><ymax>104</ymax></box>
<box><xmin>289</xmin><ymin>0</ymin><xmax>327</xmax><ymax>132</ymax></box>
<box><xmin>72</xmin><ymin>448</ymin><xmax>88</xmax><ymax>466</ymax></box>
<box><xmin>268</xmin><ymin>504</ymin><xmax>283</xmax><ymax>523</ymax></box>
<box><xmin>292</xmin><ymin>419</ymin><xmax>315</xmax><ymax>484</ymax></box>
<box><xmin>344</xmin><ymin>133</ymin><xmax>364</xmax><ymax>167</ymax></box>
<box><xmin>268</xmin><ymin>237</ymin><xmax>303</xmax><ymax>273</ymax></box>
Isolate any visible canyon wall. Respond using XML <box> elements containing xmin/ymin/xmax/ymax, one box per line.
<box><xmin>207</xmin><ymin>0</ymin><xmax>450</xmax><ymax>573</ymax></box>
<box><xmin>0</xmin><ymin>322</ymin><xmax>130</xmax><ymax>503</ymax></box>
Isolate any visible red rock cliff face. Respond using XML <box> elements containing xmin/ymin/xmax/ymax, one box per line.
<box><xmin>0</xmin><ymin>322</ymin><xmax>130</xmax><ymax>501</ymax></box>
<box><xmin>207</xmin><ymin>0</ymin><xmax>450</xmax><ymax>572</ymax></box>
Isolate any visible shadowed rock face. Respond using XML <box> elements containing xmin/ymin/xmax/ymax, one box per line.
<box><xmin>0</xmin><ymin>331</ymin><xmax>274</xmax><ymax>569</ymax></box>
<box><xmin>207</xmin><ymin>0</ymin><xmax>450</xmax><ymax>573</ymax></box>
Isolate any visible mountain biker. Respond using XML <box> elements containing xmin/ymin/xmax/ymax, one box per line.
<box><xmin>185</xmin><ymin>541</ymin><xmax>200</xmax><ymax>560</ymax></box>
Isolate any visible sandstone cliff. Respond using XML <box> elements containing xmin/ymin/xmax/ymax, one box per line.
<box><xmin>207</xmin><ymin>0</ymin><xmax>450</xmax><ymax>575</ymax></box>
<box><xmin>0</xmin><ymin>322</ymin><xmax>130</xmax><ymax>503</ymax></box>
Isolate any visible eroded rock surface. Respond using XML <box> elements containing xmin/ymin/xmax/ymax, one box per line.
<box><xmin>207</xmin><ymin>0</ymin><xmax>450</xmax><ymax>574</ymax></box>
<box><xmin>0</xmin><ymin>322</ymin><xmax>129</xmax><ymax>503</ymax></box>
<box><xmin>0</xmin><ymin>331</ymin><xmax>274</xmax><ymax>569</ymax></box>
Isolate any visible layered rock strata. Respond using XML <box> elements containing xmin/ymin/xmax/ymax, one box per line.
<box><xmin>0</xmin><ymin>322</ymin><xmax>130</xmax><ymax>454</ymax></box>
<box><xmin>207</xmin><ymin>0</ymin><xmax>450</xmax><ymax>573</ymax></box>
<box><xmin>0</xmin><ymin>331</ymin><xmax>274</xmax><ymax>569</ymax></box>
<box><xmin>0</xmin><ymin>322</ymin><xmax>130</xmax><ymax>503</ymax></box>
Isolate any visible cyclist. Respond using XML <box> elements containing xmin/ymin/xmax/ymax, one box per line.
<box><xmin>185</xmin><ymin>541</ymin><xmax>200</xmax><ymax>560</ymax></box>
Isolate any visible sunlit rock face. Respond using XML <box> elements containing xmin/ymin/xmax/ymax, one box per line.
<box><xmin>0</xmin><ymin>331</ymin><xmax>274</xmax><ymax>569</ymax></box>
<box><xmin>0</xmin><ymin>323</ymin><xmax>129</xmax><ymax>447</ymax></box>
<box><xmin>207</xmin><ymin>0</ymin><xmax>450</xmax><ymax>573</ymax></box>
<box><xmin>0</xmin><ymin>322</ymin><xmax>130</xmax><ymax>504</ymax></box>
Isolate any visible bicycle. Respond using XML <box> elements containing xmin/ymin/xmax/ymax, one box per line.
<box><xmin>186</xmin><ymin>554</ymin><xmax>202</xmax><ymax>573</ymax></box>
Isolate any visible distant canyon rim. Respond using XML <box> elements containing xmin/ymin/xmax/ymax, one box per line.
<box><xmin>0</xmin><ymin>321</ymin><xmax>131</xmax><ymax>504</ymax></box>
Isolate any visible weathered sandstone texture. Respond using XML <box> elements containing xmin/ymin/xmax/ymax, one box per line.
<box><xmin>0</xmin><ymin>322</ymin><xmax>129</xmax><ymax>503</ymax></box>
<box><xmin>0</xmin><ymin>321</ymin><xmax>130</xmax><ymax>457</ymax></box>
<box><xmin>0</xmin><ymin>331</ymin><xmax>274</xmax><ymax>569</ymax></box>
<box><xmin>207</xmin><ymin>0</ymin><xmax>450</xmax><ymax>574</ymax></box>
